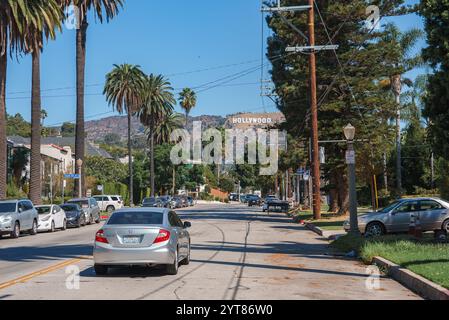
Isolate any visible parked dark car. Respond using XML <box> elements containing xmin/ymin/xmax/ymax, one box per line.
<box><xmin>67</xmin><ymin>198</ymin><xmax>101</xmax><ymax>225</ymax></box>
<box><xmin>60</xmin><ymin>204</ymin><xmax>86</xmax><ymax>228</ymax></box>
<box><xmin>229</xmin><ymin>193</ymin><xmax>239</xmax><ymax>201</ymax></box>
<box><xmin>240</xmin><ymin>194</ymin><xmax>249</xmax><ymax>203</ymax></box>
<box><xmin>142</xmin><ymin>197</ymin><xmax>163</xmax><ymax>208</ymax></box>
<box><xmin>172</xmin><ymin>197</ymin><xmax>183</xmax><ymax>209</ymax></box>
<box><xmin>158</xmin><ymin>196</ymin><xmax>172</xmax><ymax>208</ymax></box>
<box><xmin>247</xmin><ymin>195</ymin><xmax>262</xmax><ymax>207</ymax></box>
<box><xmin>187</xmin><ymin>196</ymin><xmax>195</xmax><ymax>206</ymax></box>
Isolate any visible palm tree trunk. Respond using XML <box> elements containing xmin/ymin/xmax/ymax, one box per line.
<box><xmin>127</xmin><ymin>112</ymin><xmax>134</xmax><ymax>206</ymax></box>
<box><xmin>75</xmin><ymin>18</ymin><xmax>88</xmax><ymax>197</ymax></box>
<box><xmin>395</xmin><ymin>93</ymin><xmax>402</xmax><ymax>196</ymax></box>
<box><xmin>185</xmin><ymin>111</ymin><xmax>189</xmax><ymax>127</ymax></box>
<box><xmin>150</xmin><ymin>126</ymin><xmax>155</xmax><ymax>197</ymax></box>
<box><xmin>0</xmin><ymin>51</ymin><xmax>7</xmax><ymax>199</ymax></box>
<box><xmin>29</xmin><ymin>51</ymin><xmax>42</xmax><ymax>205</ymax></box>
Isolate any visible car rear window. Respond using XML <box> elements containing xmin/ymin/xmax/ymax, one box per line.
<box><xmin>111</xmin><ymin>197</ymin><xmax>119</xmax><ymax>201</ymax></box>
<box><xmin>61</xmin><ymin>205</ymin><xmax>78</xmax><ymax>211</ymax></box>
<box><xmin>107</xmin><ymin>211</ymin><xmax>164</xmax><ymax>225</ymax></box>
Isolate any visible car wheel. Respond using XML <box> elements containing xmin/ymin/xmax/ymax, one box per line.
<box><xmin>11</xmin><ymin>222</ymin><xmax>20</xmax><ymax>238</ymax></box>
<box><xmin>94</xmin><ymin>264</ymin><xmax>108</xmax><ymax>276</ymax></box>
<box><xmin>88</xmin><ymin>214</ymin><xmax>93</xmax><ymax>225</ymax></box>
<box><xmin>106</xmin><ymin>206</ymin><xmax>114</xmax><ymax>214</ymax></box>
<box><xmin>62</xmin><ymin>219</ymin><xmax>67</xmax><ymax>231</ymax></box>
<box><xmin>81</xmin><ymin>216</ymin><xmax>86</xmax><ymax>227</ymax></box>
<box><xmin>30</xmin><ymin>220</ymin><xmax>38</xmax><ymax>235</ymax></box>
<box><xmin>50</xmin><ymin>221</ymin><xmax>55</xmax><ymax>233</ymax></box>
<box><xmin>443</xmin><ymin>220</ymin><xmax>449</xmax><ymax>233</ymax></box>
<box><xmin>366</xmin><ymin>222</ymin><xmax>385</xmax><ymax>237</ymax></box>
<box><xmin>95</xmin><ymin>214</ymin><xmax>101</xmax><ymax>224</ymax></box>
<box><xmin>166</xmin><ymin>249</ymin><xmax>179</xmax><ymax>275</ymax></box>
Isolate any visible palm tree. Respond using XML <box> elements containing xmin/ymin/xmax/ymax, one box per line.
<box><xmin>70</xmin><ymin>0</ymin><xmax>123</xmax><ymax>197</ymax></box>
<box><xmin>104</xmin><ymin>64</ymin><xmax>145</xmax><ymax>206</ymax></box>
<box><xmin>139</xmin><ymin>74</ymin><xmax>175</xmax><ymax>197</ymax></box>
<box><xmin>26</xmin><ymin>2</ymin><xmax>63</xmax><ymax>205</ymax></box>
<box><xmin>153</xmin><ymin>112</ymin><xmax>184</xmax><ymax>144</ymax></box>
<box><xmin>0</xmin><ymin>0</ymin><xmax>62</xmax><ymax>201</ymax></box>
<box><xmin>178</xmin><ymin>88</ymin><xmax>197</xmax><ymax>126</ymax></box>
<box><xmin>380</xmin><ymin>23</ymin><xmax>423</xmax><ymax>196</ymax></box>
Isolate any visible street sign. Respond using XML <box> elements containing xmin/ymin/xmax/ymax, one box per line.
<box><xmin>64</xmin><ymin>174</ymin><xmax>80</xmax><ymax>179</ymax></box>
<box><xmin>346</xmin><ymin>150</ymin><xmax>356</xmax><ymax>164</ymax></box>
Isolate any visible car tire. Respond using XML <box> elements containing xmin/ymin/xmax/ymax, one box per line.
<box><xmin>62</xmin><ymin>219</ymin><xmax>67</xmax><ymax>231</ymax></box>
<box><xmin>106</xmin><ymin>206</ymin><xmax>114</xmax><ymax>214</ymax></box>
<box><xmin>181</xmin><ymin>243</ymin><xmax>191</xmax><ymax>266</ymax></box>
<box><xmin>442</xmin><ymin>220</ymin><xmax>449</xmax><ymax>234</ymax></box>
<box><xmin>50</xmin><ymin>221</ymin><xmax>55</xmax><ymax>233</ymax></box>
<box><xmin>30</xmin><ymin>220</ymin><xmax>38</xmax><ymax>235</ymax></box>
<box><xmin>88</xmin><ymin>214</ymin><xmax>93</xmax><ymax>225</ymax></box>
<box><xmin>11</xmin><ymin>222</ymin><xmax>20</xmax><ymax>239</ymax></box>
<box><xmin>95</xmin><ymin>214</ymin><xmax>101</xmax><ymax>224</ymax></box>
<box><xmin>166</xmin><ymin>249</ymin><xmax>179</xmax><ymax>275</ymax></box>
<box><xmin>94</xmin><ymin>264</ymin><xmax>108</xmax><ymax>276</ymax></box>
<box><xmin>81</xmin><ymin>216</ymin><xmax>86</xmax><ymax>227</ymax></box>
<box><xmin>366</xmin><ymin>222</ymin><xmax>385</xmax><ymax>237</ymax></box>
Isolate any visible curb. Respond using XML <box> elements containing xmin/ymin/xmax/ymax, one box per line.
<box><xmin>373</xmin><ymin>256</ymin><xmax>449</xmax><ymax>300</ymax></box>
<box><xmin>305</xmin><ymin>222</ymin><xmax>324</xmax><ymax>237</ymax></box>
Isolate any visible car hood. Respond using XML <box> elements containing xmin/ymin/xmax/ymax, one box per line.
<box><xmin>0</xmin><ymin>211</ymin><xmax>14</xmax><ymax>216</ymax></box>
<box><xmin>65</xmin><ymin>211</ymin><xmax>81</xmax><ymax>218</ymax></box>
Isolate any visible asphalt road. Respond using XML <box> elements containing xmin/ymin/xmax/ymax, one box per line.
<box><xmin>0</xmin><ymin>203</ymin><xmax>420</xmax><ymax>300</ymax></box>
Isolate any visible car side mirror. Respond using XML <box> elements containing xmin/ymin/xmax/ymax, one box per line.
<box><xmin>18</xmin><ymin>208</ymin><xmax>23</xmax><ymax>213</ymax></box>
<box><xmin>183</xmin><ymin>221</ymin><xmax>191</xmax><ymax>229</ymax></box>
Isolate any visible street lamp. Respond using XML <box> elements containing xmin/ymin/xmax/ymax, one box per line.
<box><xmin>344</xmin><ymin>124</ymin><xmax>360</xmax><ymax>235</ymax></box>
<box><xmin>76</xmin><ymin>159</ymin><xmax>83</xmax><ymax>198</ymax></box>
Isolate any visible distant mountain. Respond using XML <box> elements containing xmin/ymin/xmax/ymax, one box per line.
<box><xmin>84</xmin><ymin>112</ymin><xmax>284</xmax><ymax>142</ymax></box>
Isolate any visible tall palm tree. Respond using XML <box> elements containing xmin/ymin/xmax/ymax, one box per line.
<box><xmin>178</xmin><ymin>88</ymin><xmax>197</xmax><ymax>126</ymax></box>
<box><xmin>153</xmin><ymin>112</ymin><xmax>184</xmax><ymax>144</ymax></box>
<box><xmin>104</xmin><ymin>64</ymin><xmax>145</xmax><ymax>206</ymax></box>
<box><xmin>69</xmin><ymin>0</ymin><xmax>123</xmax><ymax>197</ymax></box>
<box><xmin>139</xmin><ymin>74</ymin><xmax>175</xmax><ymax>197</ymax></box>
<box><xmin>380</xmin><ymin>23</ymin><xmax>423</xmax><ymax>196</ymax></box>
<box><xmin>25</xmin><ymin>1</ymin><xmax>63</xmax><ymax>205</ymax></box>
<box><xmin>0</xmin><ymin>0</ymin><xmax>62</xmax><ymax>201</ymax></box>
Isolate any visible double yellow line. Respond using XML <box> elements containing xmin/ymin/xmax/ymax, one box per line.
<box><xmin>0</xmin><ymin>256</ymin><xmax>91</xmax><ymax>291</ymax></box>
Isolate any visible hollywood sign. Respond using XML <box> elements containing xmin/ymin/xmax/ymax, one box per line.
<box><xmin>232</xmin><ymin>117</ymin><xmax>274</xmax><ymax>125</ymax></box>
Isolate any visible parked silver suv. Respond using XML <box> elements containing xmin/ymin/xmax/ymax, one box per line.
<box><xmin>0</xmin><ymin>200</ymin><xmax>39</xmax><ymax>238</ymax></box>
<box><xmin>344</xmin><ymin>197</ymin><xmax>449</xmax><ymax>236</ymax></box>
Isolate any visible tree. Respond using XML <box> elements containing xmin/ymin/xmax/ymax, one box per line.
<box><xmin>69</xmin><ymin>0</ymin><xmax>123</xmax><ymax>199</ymax></box>
<box><xmin>104</xmin><ymin>64</ymin><xmax>146</xmax><ymax>205</ymax></box>
<box><xmin>0</xmin><ymin>0</ymin><xmax>61</xmax><ymax>199</ymax></box>
<box><xmin>139</xmin><ymin>74</ymin><xmax>175</xmax><ymax>197</ymax></box>
<box><xmin>178</xmin><ymin>88</ymin><xmax>197</xmax><ymax>126</ymax></box>
<box><xmin>266</xmin><ymin>0</ymin><xmax>410</xmax><ymax>215</ymax></box>
<box><xmin>421</xmin><ymin>1</ymin><xmax>449</xmax><ymax>159</ymax></box>
<box><xmin>85</xmin><ymin>156</ymin><xmax>127</xmax><ymax>183</ymax></box>
<box><xmin>378</xmin><ymin>23</ymin><xmax>423</xmax><ymax>196</ymax></box>
<box><xmin>103</xmin><ymin>132</ymin><xmax>122</xmax><ymax>146</ymax></box>
<box><xmin>7</xmin><ymin>114</ymin><xmax>31</xmax><ymax>137</ymax></box>
<box><xmin>26</xmin><ymin>1</ymin><xmax>63</xmax><ymax>205</ymax></box>
<box><xmin>154</xmin><ymin>112</ymin><xmax>184</xmax><ymax>144</ymax></box>
<box><xmin>61</xmin><ymin>122</ymin><xmax>76</xmax><ymax>137</ymax></box>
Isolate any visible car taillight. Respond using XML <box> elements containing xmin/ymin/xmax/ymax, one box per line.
<box><xmin>95</xmin><ymin>230</ymin><xmax>109</xmax><ymax>244</ymax></box>
<box><xmin>153</xmin><ymin>229</ymin><xmax>170</xmax><ymax>244</ymax></box>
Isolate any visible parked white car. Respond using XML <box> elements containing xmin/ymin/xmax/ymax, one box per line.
<box><xmin>93</xmin><ymin>195</ymin><xmax>124</xmax><ymax>213</ymax></box>
<box><xmin>36</xmin><ymin>205</ymin><xmax>67</xmax><ymax>232</ymax></box>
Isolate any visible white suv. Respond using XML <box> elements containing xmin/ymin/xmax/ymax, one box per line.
<box><xmin>93</xmin><ymin>195</ymin><xmax>124</xmax><ymax>213</ymax></box>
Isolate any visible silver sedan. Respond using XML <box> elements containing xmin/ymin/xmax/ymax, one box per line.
<box><xmin>93</xmin><ymin>208</ymin><xmax>191</xmax><ymax>275</ymax></box>
<box><xmin>344</xmin><ymin>197</ymin><xmax>449</xmax><ymax>236</ymax></box>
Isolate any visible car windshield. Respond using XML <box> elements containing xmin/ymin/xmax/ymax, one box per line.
<box><xmin>61</xmin><ymin>204</ymin><xmax>78</xmax><ymax>211</ymax></box>
<box><xmin>107</xmin><ymin>211</ymin><xmax>164</xmax><ymax>225</ymax></box>
<box><xmin>36</xmin><ymin>207</ymin><xmax>51</xmax><ymax>215</ymax></box>
<box><xmin>143</xmin><ymin>198</ymin><xmax>156</xmax><ymax>203</ymax></box>
<box><xmin>0</xmin><ymin>203</ymin><xmax>16</xmax><ymax>213</ymax></box>
<box><xmin>378</xmin><ymin>201</ymin><xmax>402</xmax><ymax>213</ymax></box>
<box><xmin>68</xmin><ymin>200</ymin><xmax>88</xmax><ymax>208</ymax></box>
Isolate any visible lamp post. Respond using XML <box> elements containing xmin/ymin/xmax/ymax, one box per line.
<box><xmin>76</xmin><ymin>159</ymin><xmax>83</xmax><ymax>198</ymax></box>
<box><xmin>344</xmin><ymin>124</ymin><xmax>360</xmax><ymax>235</ymax></box>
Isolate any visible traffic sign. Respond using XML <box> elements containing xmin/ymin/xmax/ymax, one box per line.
<box><xmin>64</xmin><ymin>174</ymin><xmax>80</xmax><ymax>179</ymax></box>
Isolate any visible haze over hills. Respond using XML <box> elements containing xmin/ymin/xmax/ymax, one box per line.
<box><xmin>85</xmin><ymin>112</ymin><xmax>284</xmax><ymax>142</ymax></box>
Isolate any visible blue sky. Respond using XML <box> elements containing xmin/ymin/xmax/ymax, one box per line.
<box><xmin>6</xmin><ymin>0</ymin><xmax>425</xmax><ymax>126</ymax></box>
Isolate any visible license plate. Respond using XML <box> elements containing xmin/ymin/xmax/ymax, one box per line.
<box><xmin>122</xmin><ymin>236</ymin><xmax>141</xmax><ymax>244</ymax></box>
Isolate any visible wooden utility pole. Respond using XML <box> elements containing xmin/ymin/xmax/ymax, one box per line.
<box><xmin>308</xmin><ymin>0</ymin><xmax>321</xmax><ymax>219</ymax></box>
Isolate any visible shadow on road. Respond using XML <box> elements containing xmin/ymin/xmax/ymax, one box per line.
<box><xmin>0</xmin><ymin>244</ymin><xmax>92</xmax><ymax>262</ymax></box>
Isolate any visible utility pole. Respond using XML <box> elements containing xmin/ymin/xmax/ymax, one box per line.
<box><xmin>262</xmin><ymin>0</ymin><xmax>338</xmax><ymax>220</ymax></box>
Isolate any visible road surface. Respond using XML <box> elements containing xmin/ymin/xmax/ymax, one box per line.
<box><xmin>0</xmin><ymin>203</ymin><xmax>420</xmax><ymax>300</ymax></box>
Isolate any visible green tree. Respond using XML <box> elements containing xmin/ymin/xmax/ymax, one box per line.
<box><xmin>85</xmin><ymin>156</ymin><xmax>127</xmax><ymax>183</ymax></box>
<box><xmin>139</xmin><ymin>74</ymin><xmax>175</xmax><ymax>197</ymax></box>
<box><xmin>178</xmin><ymin>88</ymin><xmax>197</xmax><ymax>126</ymax></box>
<box><xmin>266</xmin><ymin>0</ymin><xmax>409</xmax><ymax>215</ymax></box>
<box><xmin>61</xmin><ymin>122</ymin><xmax>76</xmax><ymax>137</ymax></box>
<box><xmin>7</xmin><ymin>114</ymin><xmax>31</xmax><ymax>137</ymax></box>
<box><xmin>68</xmin><ymin>0</ymin><xmax>123</xmax><ymax>199</ymax></box>
<box><xmin>103</xmin><ymin>133</ymin><xmax>122</xmax><ymax>146</ymax></box>
<box><xmin>104</xmin><ymin>64</ymin><xmax>146</xmax><ymax>205</ymax></box>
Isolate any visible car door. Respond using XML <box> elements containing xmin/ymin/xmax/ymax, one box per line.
<box><xmin>389</xmin><ymin>200</ymin><xmax>419</xmax><ymax>233</ymax></box>
<box><xmin>419</xmin><ymin>200</ymin><xmax>446</xmax><ymax>231</ymax></box>
<box><xmin>90</xmin><ymin>198</ymin><xmax>100</xmax><ymax>220</ymax></box>
<box><xmin>168</xmin><ymin>212</ymin><xmax>183</xmax><ymax>258</ymax></box>
<box><xmin>19</xmin><ymin>201</ymin><xmax>31</xmax><ymax>229</ymax></box>
<box><xmin>53</xmin><ymin>206</ymin><xmax>64</xmax><ymax>228</ymax></box>
<box><xmin>174</xmin><ymin>212</ymin><xmax>188</xmax><ymax>257</ymax></box>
